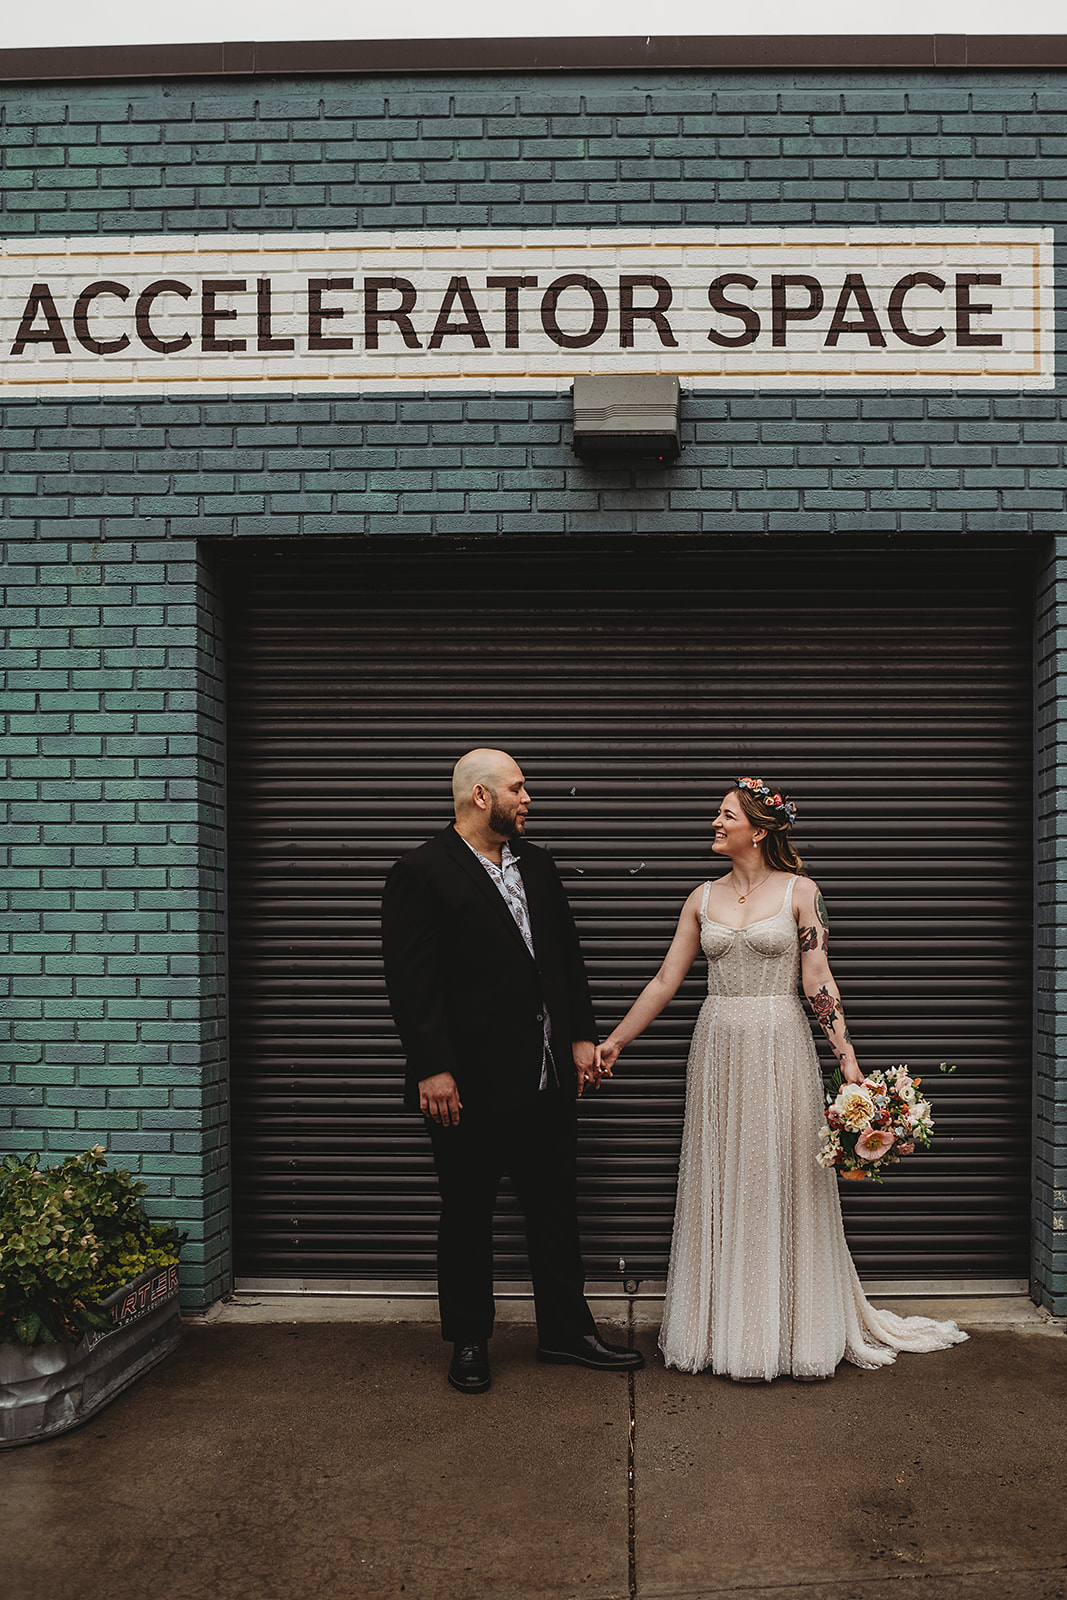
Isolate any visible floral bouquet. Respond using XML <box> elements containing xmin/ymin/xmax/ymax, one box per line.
<box><xmin>817</xmin><ymin>1066</ymin><xmax>940</xmax><ymax>1183</ymax></box>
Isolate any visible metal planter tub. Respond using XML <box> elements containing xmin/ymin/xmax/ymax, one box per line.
<box><xmin>0</xmin><ymin>1263</ymin><xmax>182</xmax><ymax>1449</ymax></box>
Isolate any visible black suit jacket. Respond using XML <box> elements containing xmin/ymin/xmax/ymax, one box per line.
<box><xmin>381</xmin><ymin>825</ymin><xmax>599</xmax><ymax>1112</ymax></box>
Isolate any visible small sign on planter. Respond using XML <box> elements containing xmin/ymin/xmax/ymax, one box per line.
<box><xmin>0</xmin><ymin>1263</ymin><xmax>182</xmax><ymax>1449</ymax></box>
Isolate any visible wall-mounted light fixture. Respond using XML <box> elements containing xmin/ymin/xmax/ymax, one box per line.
<box><xmin>571</xmin><ymin>375</ymin><xmax>681</xmax><ymax>465</ymax></box>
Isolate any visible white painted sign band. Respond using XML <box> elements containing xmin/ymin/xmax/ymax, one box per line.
<box><xmin>0</xmin><ymin>228</ymin><xmax>1053</xmax><ymax>395</ymax></box>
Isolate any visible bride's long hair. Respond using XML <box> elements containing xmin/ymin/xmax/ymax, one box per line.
<box><xmin>732</xmin><ymin>785</ymin><xmax>805</xmax><ymax>876</ymax></box>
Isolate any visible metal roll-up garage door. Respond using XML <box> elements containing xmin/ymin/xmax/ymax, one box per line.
<box><xmin>224</xmin><ymin>540</ymin><xmax>1033</xmax><ymax>1287</ymax></box>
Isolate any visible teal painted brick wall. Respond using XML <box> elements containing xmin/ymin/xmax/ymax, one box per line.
<box><xmin>0</xmin><ymin>536</ymin><xmax>228</xmax><ymax>1308</ymax></box>
<box><xmin>2</xmin><ymin>68</ymin><xmax>1066</xmax><ymax>1306</ymax></box>
<box><xmin>0</xmin><ymin>391</ymin><xmax>1063</xmax><ymax>541</ymax></box>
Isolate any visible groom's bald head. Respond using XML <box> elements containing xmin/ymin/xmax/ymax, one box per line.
<box><xmin>452</xmin><ymin>748</ymin><xmax>522</xmax><ymax>814</ymax></box>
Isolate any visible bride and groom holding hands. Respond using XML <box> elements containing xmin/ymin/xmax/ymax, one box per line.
<box><xmin>381</xmin><ymin>749</ymin><xmax>965</xmax><ymax>1395</ymax></box>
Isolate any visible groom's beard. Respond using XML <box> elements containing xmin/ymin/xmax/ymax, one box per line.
<box><xmin>488</xmin><ymin>797</ymin><xmax>525</xmax><ymax>839</ymax></box>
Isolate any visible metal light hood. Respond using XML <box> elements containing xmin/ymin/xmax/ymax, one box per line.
<box><xmin>571</xmin><ymin>375</ymin><xmax>682</xmax><ymax>464</ymax></box>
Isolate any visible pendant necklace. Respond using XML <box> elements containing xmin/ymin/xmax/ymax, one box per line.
<box><xmin>731</xmin><ymin>871</ymin><xmax>771</xmax><ymax>905</ymax></box>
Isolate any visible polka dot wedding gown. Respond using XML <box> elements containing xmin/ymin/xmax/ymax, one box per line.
<box><xmin>658</xmin><ymin>877</ymin><xmax>968</xmax><ymax>1381</ymax></box>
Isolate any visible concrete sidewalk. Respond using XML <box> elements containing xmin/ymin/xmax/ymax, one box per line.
<box><xmin>5</xmin><ymin>1300</ymin><xmax>1066</xmax><ymax>1600</ymax></box>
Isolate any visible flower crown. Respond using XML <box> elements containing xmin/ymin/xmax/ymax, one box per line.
<box><xmin>735</xmin><ymin>776</ymin><xmax>798</xmax><ymax>826</ymax></box>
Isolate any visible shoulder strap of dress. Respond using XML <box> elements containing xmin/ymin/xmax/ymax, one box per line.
<box><xmin>700</xmin><ymin>880</ymin><xmax>712</xmax><ymax>918</ymax></box>
<box><xmin>784</xmin><ymin>875</ymin><xmax>799</xmax><ymax>913</ymax></box>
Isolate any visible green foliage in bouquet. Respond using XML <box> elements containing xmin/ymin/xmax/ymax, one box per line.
<box><xmin>0</xmin><ymin>1146</ymin><xmax>184</xmax><ymax>1347</ymax></box>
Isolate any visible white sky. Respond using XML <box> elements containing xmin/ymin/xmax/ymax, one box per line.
<box><xmin>1</xmin><ymin>0</ymin><xmax>1064</xmax><ymax>50</ymax></box>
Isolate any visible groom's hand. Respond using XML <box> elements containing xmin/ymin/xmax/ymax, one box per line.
<box><xmin>420</xmin><ymin>1072</ymin><xmax>463</xmax><ymax>1126</ymax></box>
<box><xmin>572</xmin><ymin>1040</ymin><xmax>598</xmax><ymax>1097</ymax></box>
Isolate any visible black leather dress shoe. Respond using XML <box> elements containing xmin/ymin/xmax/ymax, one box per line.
<box><xmin>536</xmin><ymin>1332</ymin><xmax>645</xmax><ymax>1371</ymax></box>
<box><xmin>447</xmin><ymin>1340</ymin><xmax>491</xmax><ymax>1394</ymax></box>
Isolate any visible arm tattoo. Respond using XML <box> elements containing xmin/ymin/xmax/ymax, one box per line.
<box><xmin>808</xmin><ymin>985</ymin><xmax>840</xmax><ymax>1034</ymax></box>
<box><xmin>815</xmin><ymin>891</ymin><xmax>829</xmax><ymax>929</ymax></box>
<box><xmin>798</xmin><ymin>924</ymin><xmax>819</xmax><ymax>952</ymax></box>
<box><xmin>807</xmin><ymin>985</ymin><xmax>852</xmax><ymax>1058</ymax></box>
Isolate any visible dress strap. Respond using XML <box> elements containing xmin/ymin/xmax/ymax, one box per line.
<box><xmin>700</xmin><ymin>880</ymin><xmax>712</xmax><ymax>919</ymax></box>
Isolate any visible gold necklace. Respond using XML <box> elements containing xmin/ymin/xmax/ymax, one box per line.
<box><xmin>730</xmin><ymin>870</ymin><xmax>771</xmax><ymax>905</ymax></box>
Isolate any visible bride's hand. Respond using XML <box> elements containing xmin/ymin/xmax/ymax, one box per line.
<box><xmin>841</xmin><ymin>1061</ymin><xmax>865</xmax><ymax>1086</ymax></box>
<box><xmin>595</xmin><ymin>1040</ymin><xmax>622</xmax><ymax>1077</ymax></box>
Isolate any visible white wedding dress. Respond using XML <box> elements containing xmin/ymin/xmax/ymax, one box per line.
<box><xmin>658</xmin><ymin>877</ymin><xmax>968</xmax><ymax>1381</ymax></box>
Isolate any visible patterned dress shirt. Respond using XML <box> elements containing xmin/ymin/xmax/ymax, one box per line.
<box><xmin>462</xmin><ymin>837</ymin><xmax>554</xmax><ymax>1090</ymax></box>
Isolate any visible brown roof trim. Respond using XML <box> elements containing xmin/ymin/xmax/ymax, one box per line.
<box><xmin>3</xmin><ymin>35</ymin><xmax>1067</xmax><ymax>84</ymax></box>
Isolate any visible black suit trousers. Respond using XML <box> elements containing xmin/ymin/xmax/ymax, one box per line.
<box><xmin>426</xmin><ymin>1086</ymin><xmax>597</xmax><ymax>1346</ymax></box>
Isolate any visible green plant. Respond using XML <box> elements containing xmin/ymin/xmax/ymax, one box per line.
<box><xmin>0</xmin><ymin>1146</ymin><xmax>184</xmax><ymax>1347</ymax></box>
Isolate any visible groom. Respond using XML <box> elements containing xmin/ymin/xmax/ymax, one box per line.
<box><xmin>381</xmin><ymin>748</ymin><xmax>643</xmax><ymax>1394</ymax></box>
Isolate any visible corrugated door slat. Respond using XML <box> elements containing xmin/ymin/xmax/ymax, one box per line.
<box><xmin>225</xmin><ymin>542</ymin><xmax>1033</xmax><ymax>1283</ymax></box>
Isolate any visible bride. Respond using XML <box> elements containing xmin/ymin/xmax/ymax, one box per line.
<box><xmin>595</xmin><ymin>778</ymin><xmax>967</xmax><ymax>1382</ymax></box>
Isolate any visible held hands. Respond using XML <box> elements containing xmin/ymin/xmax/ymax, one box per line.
<box><xmin>574</xmin><ymin>1039</ymin><xmax>621</xmax><ymax>1096</ymax></box>
<box><xmin>593</xmin><ymin>1039</ymin><xmax>622</xmax><ymax>1080</ymax></box>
